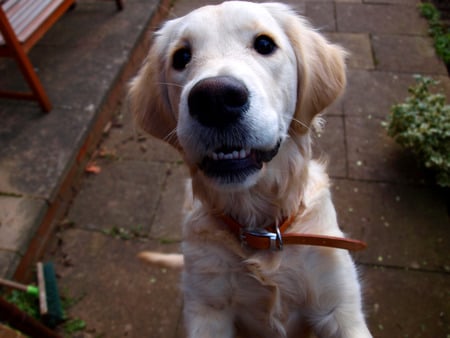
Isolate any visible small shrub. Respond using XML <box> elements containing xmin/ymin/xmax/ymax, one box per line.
<box><xmin>385</xmin><ymin>75</ymin><xmax>450</xmax><ymax>187</ymax></box>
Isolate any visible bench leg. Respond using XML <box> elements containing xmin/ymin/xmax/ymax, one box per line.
<box><xmin>0</xmin><ymin>8</ymin><xmax>52</xmax><ymax>112</ymax></box>
<box><xmin>13</xmin><ymin>51</ymin><xmax>52</xmax><ymax>112</ymax></box>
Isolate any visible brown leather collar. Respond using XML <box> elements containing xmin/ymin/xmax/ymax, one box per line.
<box><xmin>220</xmin><ymin>212</ymin><xmax>367</xmax><ymax>251</ymax></box>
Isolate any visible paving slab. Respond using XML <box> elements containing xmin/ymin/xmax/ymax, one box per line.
<box><xmin>0</xmin><ymin>104</ymin><xmax>93</xmax><ymax>199</ymax></box>
<box><xmin>0</xmin><ymin>250</ymin><xmax>21</xmax><ymax>279</ymax></box>
<box><xmin>168</xmin><ymin>0</ymin><xmax>224</xmax><ymax>17</ymax></box>
<box><xmin>336</xmin><ymin>3</ymin><xmax>429</xmax><ymax>35</ymax></box>
<box><xmin>35</xmin><ymin>2</ymin><xmax>160</xmax><ymax>110</ymax></box>
<box><xmin>45</xmin><ymin>228</ymin><xmax>182</xmax><ymax>338</ymax></box>
<box><xmin>322</xmin><ymin>96</ymin><xmax>344</xmax><ymax>116</ymax></box>
<box><xmin>332</xmin><ymin>179</ymin><xmax>449</xmax><ymax>272</ymax></box>
<box><xmin>150</xmin><ymin>163</ymin><xmax>188</xmax><ymax>241</ymax></box>
<box><xmin>345</xmin><ymin>115</ymin><xmax>429</xmax><ymax>183</ymax></box>
<box><xmin>0</xmin><ymin>59</ymin><xmax>28</xmax><ymax>93</ymax></box>
<box><xmin>327</xmin><ymin>33</ymin><xmax>375</xmax><ymax>70</ymax></box>
<box><xmin>344</xmin><ymin>70</ymin><xmax>419</xmax><ymax>117</ymax></box>
<box><xmin>372</xmin><ymin>34</ymin><xmax>449</xmax><ymax>75</ymax></box>
<box><xmin>363</xmin><ymin>266</ymin><xmax>449</xmax><ymax>338</ymax></box>
<box><xmin>0</xmin><ymin>195</ymin><xmax>48</xmax><ymax>278</ymax></box>
<box><xmin>67</xmin><ymin>159</ymin><xmax>171</xmax><ymax>234</ymax></box>
<box><xmin>313</xmin><ymin>116</ymin><xmax>348</xmax><ymax>178</ymax></box>
<box><xmin>343</xmin><ymin>69</ymin><xmax>450</xmax><ymax>116</ymax></box>
<box><xmin>0</xmin><ymin>196</ymin><xmax>47</xmax><ymax>254</ymax></box>
<box><xmin>102</xmin><ymin>106</ymin><xmax>182</xmax><ymax>163</ymax></box>
<box><xmin>304</xmin><ymin>2</ymin><xmax>336</xmax><ymax>32</ymax></box>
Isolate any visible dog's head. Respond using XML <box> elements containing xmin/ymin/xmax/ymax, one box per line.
<box><xmin>130</xmin><ymin>1</ymin><xmax>346</xmax><ymax>190</ymax></box>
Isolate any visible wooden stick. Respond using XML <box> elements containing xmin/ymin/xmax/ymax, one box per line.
<box><xmin>37</xmin><ymin>262</ymin><xmax>48</xmax><ymax>316</ymax></box>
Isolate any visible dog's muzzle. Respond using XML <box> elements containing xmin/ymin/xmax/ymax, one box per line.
<box><xmin>188</xmin><ymin>76</ymin><xmax>281</xmax><ymax>184</ymax></box>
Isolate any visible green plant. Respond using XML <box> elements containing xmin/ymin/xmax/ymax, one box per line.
<box><xmin>62</xmin><ymin>318</ymin><xmax>86</xmax><ymax>335</ymax></box>
<box><xmin>418</xmin><ymin>2</ymin><xmax>450</xmax><ymax>65</ymax></box>
<box><xmin>4</xmin><ymin>289</ymin><xmax>40</xmax><ymax>319</ymax></box>
<box><xmin>385</xmin><ymin>75</ymin><xmax>450</xmax><ymax>187</ymax></box>
<box><xmin>2</xmin><ymin>286</ymin><xmax>88</xmax><ymax>336</ymax></box>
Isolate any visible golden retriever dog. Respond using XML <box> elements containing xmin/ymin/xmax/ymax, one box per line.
<box><xmin>130</xmin><ymin>2</ymin><xmax>372</xmax><ymax>337</ymax></box>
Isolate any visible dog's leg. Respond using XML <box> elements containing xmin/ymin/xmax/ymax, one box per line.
<box><xmin>182</xmin><ymin>243</ymin><xmax>237</xmax><ymax>338</ymax></box>
<box><xmin>312</xmin><ymin>306</ymin><xmax>371</xmax><ymax>338</ymax></box>
<box><xmin>306</xmin><ymin>251</ymin><xmax>372</xmax><ymax>338</ymax></box>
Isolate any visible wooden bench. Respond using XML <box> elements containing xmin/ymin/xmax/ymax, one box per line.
<box><xmin>0</xmin><ymin>0</ymin><xmax>123</xmax><ymax>112</ymax></box>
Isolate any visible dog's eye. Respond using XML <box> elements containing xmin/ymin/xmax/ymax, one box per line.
<box><xmin>254</xmin><ymin>35</ymin><xmax>277</xmax><ymax>55</ymax></box>
<box><xmin>172</xmin><ymin>47</ymin><xmax>192</xmax><ymax>70</ymax></box>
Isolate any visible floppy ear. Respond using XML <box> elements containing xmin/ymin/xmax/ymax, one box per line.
<box><xmin>265</xmin><ymin>3</ymin><xmax>347</xmax><ymax>134</ymax></box>
<box><xmin>128</xmin><ymin>26</ymin><xmax>181</xmax><ymax>149</ymax></box>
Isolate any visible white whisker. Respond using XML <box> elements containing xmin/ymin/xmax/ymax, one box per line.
<box><xmin>157</xmin><ymin>82</ymin><xmax>183</xmax><ymax>88</ymax></box>
<box><xmin>163</xmin><ymin>127</ymin><xmax>178</xmax><ymax>144</ymax></box>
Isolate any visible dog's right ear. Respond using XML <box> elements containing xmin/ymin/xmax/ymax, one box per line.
<box><xmin>128</xmin><ymin>26</ymin><xmax>181</xmax><ymax>150</ymax></box>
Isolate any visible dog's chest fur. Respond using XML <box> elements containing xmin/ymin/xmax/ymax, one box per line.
<box><xmin>181</xmin><ymin>160</ymin><xmax>343</xmax><ymax>336</ymax></box>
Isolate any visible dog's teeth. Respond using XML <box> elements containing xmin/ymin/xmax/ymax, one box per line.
<box><xmin>210</xmin><ymin>148</ymin><xmax>251</xmax><ymax>161</ymax></box>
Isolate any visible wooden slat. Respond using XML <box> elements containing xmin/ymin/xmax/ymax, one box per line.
<box><xmin>0</xmin><ymin>0</ymin><xmax>64</xmax><ymax>45</ymax></box>
<box><xmin>9</xmin><ymin>1</ymin><xmax>52</xmax><ymax>38</ymax></box>
<box><xmin>1</xmin><ymin>0</ymin><xmax>19</xmax><ymax>12</ymax></box>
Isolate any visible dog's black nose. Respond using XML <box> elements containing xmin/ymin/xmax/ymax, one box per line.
<box><xmin>188</xmin><ymin>76</ymin><xmax>249</xmax><ymax>128</ymax></box>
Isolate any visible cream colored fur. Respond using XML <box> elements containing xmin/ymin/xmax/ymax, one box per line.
<box><xmin>130</xmin><ymin>2</ymin><xmax>372</xmax><ymax>337</ymax></box>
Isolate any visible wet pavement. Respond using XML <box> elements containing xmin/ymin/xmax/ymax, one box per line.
<box><xmin>0</xmin><ymin>0</ymin><xmax>449</xmax><ymax>337</ymax></box>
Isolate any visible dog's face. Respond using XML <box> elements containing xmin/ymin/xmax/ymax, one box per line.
<box><xmin>170</xmin><ymin>2</ymin><xmax>298</xmax><ymax>187</ymax></box>
<box><xmin>130</xmin><ymin>1</ymin><xmax>346</xmax><ymax>189</ymax></box>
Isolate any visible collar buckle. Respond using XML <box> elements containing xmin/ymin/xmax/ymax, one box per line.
<box><xmin>240</xmin><ymin>224</ymin><xmax>283</xmax><ymax>250</ymax></box>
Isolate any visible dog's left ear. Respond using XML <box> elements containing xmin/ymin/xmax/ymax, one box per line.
<box><xmin>265</xmin><ymin>3</ymin><xmax>347</xmax><ymax>134</ymax></box>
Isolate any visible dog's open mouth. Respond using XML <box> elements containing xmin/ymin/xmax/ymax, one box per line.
<box><xmin>198</xmin><ymin>141</ymin><xmax>281</xmax><ymax>184</ymax></box>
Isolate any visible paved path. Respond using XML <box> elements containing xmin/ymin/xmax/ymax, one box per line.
<box><xmin>0</xmin><ymin>0</ymin><xmax>448</xmax><ymax>337</ymax></box>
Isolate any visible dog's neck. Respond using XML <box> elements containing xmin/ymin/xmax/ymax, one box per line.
<box><xmin>190</xmin><ymin>136</ymin><xmax>311</xmax><ymax>230</ymax></box>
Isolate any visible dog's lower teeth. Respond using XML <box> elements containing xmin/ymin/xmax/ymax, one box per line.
<box><xmin>210</xmin><ymin>149</ymin><xmax>250</xmax><ymax>161</ymax></box>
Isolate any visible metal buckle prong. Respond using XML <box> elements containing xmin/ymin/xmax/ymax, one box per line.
<box><xmin>274</xmin><ymin>223</ymin><xmax>283</xmax><ymax>250</ymax></box>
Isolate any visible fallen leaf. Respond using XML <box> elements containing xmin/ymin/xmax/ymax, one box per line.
<box><xmin>85</xmin><ymin>163</ymin><xmax>101</xmax><ymax>174</ymax></box>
